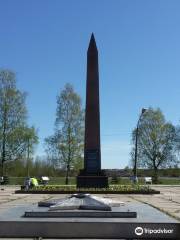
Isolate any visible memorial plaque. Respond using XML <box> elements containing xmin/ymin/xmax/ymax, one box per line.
<box><xmin>85</xmin><ymin>149</ymin><xmax>100</xmax><ymax>173</ymax></box>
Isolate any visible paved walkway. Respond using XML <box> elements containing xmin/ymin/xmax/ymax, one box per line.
<box><xmin>0</xmin><ymin>185</ymin><xmax>179</xmax><ymax>222</ymax></box>
<box><xmin>129</xmin><ymin>185</ymin><xmax>180</xmax><ymax>221</ymax></box>
<box><xmin>105</xmin><ymin>185</ymin><xmax>180</xmax><ymax>221</ymax></box>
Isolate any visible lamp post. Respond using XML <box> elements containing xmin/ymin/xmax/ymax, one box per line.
<box><xmin>133</xmin><ymin>108</ymin><xmax>147</xmax><ymax>183</ymax></box>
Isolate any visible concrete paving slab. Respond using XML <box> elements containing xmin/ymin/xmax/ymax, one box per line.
<box><xmin>0</xmin><ymin>201</ymin><xmax>179</xmax><ymax>239</ymax></box>
<box><xmin>4</xmin><ymin>202</ymin><xmax>179</xmax><ymax>223</ymax></box>
<box><xmin>0</xmin><ymin>186</ymin><xmax>179</xmax><ymax>238</ymax></box>
<box><xmin>129</xmin><ymin>186</ymin><xmax>180</xmax><ymax>221</ymax></box>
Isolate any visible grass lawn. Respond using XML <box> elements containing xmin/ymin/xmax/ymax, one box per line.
<box><xmin>7</xmin><ymin>176</ymin><xmax>180</xmax><ymax>185</ymax></box>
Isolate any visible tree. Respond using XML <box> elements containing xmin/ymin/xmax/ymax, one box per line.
<box><xmin>174</xmin><ymin>125</ymin><xmax>180</xmax><ymax>163</ymax></box>
<box><xmin>45</xmin><ymin>132</ymin><xmax>61</xmax><ymax>169</ymax></box>
<box><xmin>45</xmin><ymin>83</ymin><xmax>84</xmax><ymax>184</ymax></box>
<box><xmin>131</xmin><ymin>108</ymin><xmax>177</xmax><ymax>183</ymax></box>
<box><xmin>0</xmin><ymin>69</ymin><xmax>38</xmax><ymax>175</ymax></box>
<box><xmin>24</xmin><ymin>126</ymin><xmax>39</xmax><ymax>176</ymax></box>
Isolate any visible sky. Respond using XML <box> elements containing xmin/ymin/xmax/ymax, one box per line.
<box><xmin>0</xmin><ymin>0</ymin><xmax>180</xmax><ymax>168</ymax></box>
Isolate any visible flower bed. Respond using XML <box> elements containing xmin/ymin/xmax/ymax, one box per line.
<box><xmin>15</xmin><ymin>184</ymin><xmax>160</xmax><ymax>194</ymax></box>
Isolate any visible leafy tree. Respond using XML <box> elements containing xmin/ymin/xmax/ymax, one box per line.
<box><xmin>45</xmin><ymin>133</ymin><xmax>61</xmax><ymax>169</ymax></box>
<box><xmin>24</xmin><ymin>126</ymin><xmax>39</xmax><ymax>176</ymax></box>
<box><xmin>174</xmin><ymin>125</ymin><xmax>180</xmax><ymax>163</ymax></box>
<box><xmin>45</xmin><ymin>83</ymin><xmax>84</xmax><ymax>184</ymax></box>
<box><xmin>131</xmin><ymin>108</ymin><xmax>177</xmax><ymax>183</ymax></box>
<box><xmin>0</xmin><ymin>69</ymin><xmax>38</xmax><ymax>175</ymax></box>
<box><xmin>31</xmin><ymin>155</ymin><xmax>56</xmax><ymax>177</ymax></box>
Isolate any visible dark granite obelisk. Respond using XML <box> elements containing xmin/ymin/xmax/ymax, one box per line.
<box><xmin>84</xmin><ymin>33</ymin><xmax>101</xmax><ymax>173</ymax></box>
<box><xmin>77</xmin><ymin>34</ymin><xmax>108</xmax><ymax>188</ymax></box>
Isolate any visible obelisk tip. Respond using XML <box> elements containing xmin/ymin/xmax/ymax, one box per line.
<box><xmin>88</xmin><ymin>33</ymin><xmax>97</xmax><ymax>52</ymax></box>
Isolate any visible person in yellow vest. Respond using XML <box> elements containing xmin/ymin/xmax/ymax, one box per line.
<box><xmin>30</xmin><ymin>177</ymin><xmax>38</xmax><ymax>187</ymax></box>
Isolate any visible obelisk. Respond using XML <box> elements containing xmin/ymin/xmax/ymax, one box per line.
<box><xmin>77</xmin><ymin>34</ymin><xmax>108</xmax><ymax>188</ymax></box>
<box><xmin>84</xmin><ymin>33</ymin><xmax>101</xmax><ymax>172</ymax></box>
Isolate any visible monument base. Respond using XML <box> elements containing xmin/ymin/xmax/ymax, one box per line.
<box><xmin>77</xmin><ymin>171</ymin><xmax>108</xmax><ymax>188</ymax></box>
<box><xmin>0</xmin><ymin>202</ymin><xmax>179</xmax><ymax>239</ymax></box>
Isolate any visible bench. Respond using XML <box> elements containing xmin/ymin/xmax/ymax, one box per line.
<box><xmin>144</xmin><ymin>177</ymin><xmax>152</xmax><ymax>184</ymax></box>
<box><xmin>0</xmin><ymin>176</ymin><xmax>9</xmax><ymax>185</ymax></box>
<box><xmin>0</xmin><ymin>177</ymin><xmax>3</xmax><ymax>184</ymax></box>
<box><xmin>41</xmin><ymin>176</ymin><xmax>49</xmax><ymax>185</ymax></box>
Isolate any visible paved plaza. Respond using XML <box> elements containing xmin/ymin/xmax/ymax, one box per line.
<box><xmin>0</xmin><ymin>186</ymin><xmax>179</xmax><ymax>239</ymax></box>
<box><xmin>0</xmin><ymin>185</ymin><xmax>179</xmax><ymax>222</ymax></box>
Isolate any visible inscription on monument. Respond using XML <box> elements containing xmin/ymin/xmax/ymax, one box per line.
<box><xmin>85</xmin><ymin>149</ymin><xmax>99</xmax><ymax>172</ymax></box>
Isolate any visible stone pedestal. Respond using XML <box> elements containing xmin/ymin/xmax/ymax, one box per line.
<box><xmin>77</xmin><ymin>171</ymin><xmax>108</xmax><ymax>188</ymax></box>
<box><xmin>77</xmin><ymin>175</ymin><xmax>108</xmax><ymax>188</ymax></box>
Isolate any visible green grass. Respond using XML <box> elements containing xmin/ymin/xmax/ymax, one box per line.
<box><xmin>6</xmin><ymin>177</ymin><xmax>76</xmax><ymax>185</ymax></box>
<box><xmin>156</xmin><ymin>178</ymin><xmax>180</xmax><ymax>185</ymax></box>
<box><xmin>4</xmin><ymin>176</ymin><xmax>180</xmax><ymax>185</ymax></box>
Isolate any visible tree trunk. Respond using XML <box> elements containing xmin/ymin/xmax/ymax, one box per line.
<box><xmin>153</xmin><ymin>166</ymin><xmax>159</xmax><ymax>184</ymax></box>
<box><xmin>1</xmin><ymin>161</ymin><xmax>4</xmax><ymax>176</ymax></box>
<box><xmin>1</xmin><ymin>103</ymin><xmax>7</xmax><ymax>177</ymax></box>
<box><xmin>65</xmin><ymin>164</ymin><xmax>69</xmax><ymax>185</ymax></box>
<box><xmin>65</xmin><ymin>124</ymin><xmax>71</xmax><ymax>185</ymax></box>
<box><xmin>27</xmin><ymin>138</ymin><xmax>30</xmax><ymax>177</ymax></box>
<box><xmin>1</xmin><ymin>131</ymin><xmax>6</xmax><ymax>176</ymax></box>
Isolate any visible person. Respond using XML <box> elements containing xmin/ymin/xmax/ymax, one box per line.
<box><xmin>24</xmin><ymin>177</ymin><xmax>31</xmax><ymax>191</ymax></box>
<box><xmin>130</xmin><ymin>175</ymin><xmax>138</xmax><ymax>184</ymax></box>
<box><xmin>30</xmin><ymin>177</ymin><xmax>38</xmax><ymax>187</ymax></box>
